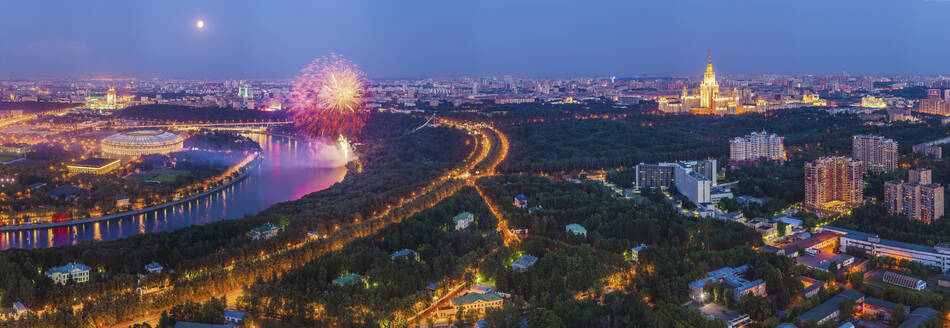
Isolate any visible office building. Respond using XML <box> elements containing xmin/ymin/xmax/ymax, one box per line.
<box><xmin>729</xmin><ymin>131</ymin><xmax>785</xmax><ymax>166</ymax></box>
<box><xmin>804</xmin><ymin>156</ymin><xmax>863</xmax><ymax>215</ymax></box>
<box><xmin>884</xmin><ymin>169</ymin><xmax>943</xmax><ymax>224</ymax></box>
<box><xmin>852</xmin><ymin>135</ymin><xmax>898</xmax><ymax>173</ymax></box>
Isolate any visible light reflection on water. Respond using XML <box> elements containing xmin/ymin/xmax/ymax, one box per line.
<box><xmin>0</xmin><ymin>134</ymin><xmax>347</xmax><ymax>250</ymax></box>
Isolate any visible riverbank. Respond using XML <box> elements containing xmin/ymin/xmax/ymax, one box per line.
<box><xmin>0</xmin><ymin>155</ymin><xmax>262</xmax><ymax>233</ymax></box>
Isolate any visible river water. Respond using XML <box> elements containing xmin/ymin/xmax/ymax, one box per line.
<box><xmin>0</xmin><ymin>134</ymin><xmax>347</xmax><ymax>250</ymax></box>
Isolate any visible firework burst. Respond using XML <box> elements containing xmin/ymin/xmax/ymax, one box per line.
<box><xmin>290</xmin><ymin>54</ymin><xmax>370</xmax><ymax>140</ymax></box>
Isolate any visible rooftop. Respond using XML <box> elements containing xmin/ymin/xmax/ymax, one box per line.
<box><xmin>897</xmin><ymin>307</ymin><xmax>939</xmax><ymax>328</ymax></box>
<box><xmin>798</xmin><ymin>289</ymin><xmax>864</xmax><ymax>323</ymax></box>
<box><xmin>69</xmin><ymin>157</ymin><xmax>120</xmax><ymax>168</ymax></box>
<box><xmin>45</xmin><ymin>262</ymin><xmax>90</xmax><ymax>276</ymax></box>
<box><xmin>451</xmin><ymin>291</ymin><xmax>503</xmax><ymax>306</ymax></box>
<box><xmin>453</xmin><ymin>212</ymin><xmax>474</xmax><ymax>222</ymax></box>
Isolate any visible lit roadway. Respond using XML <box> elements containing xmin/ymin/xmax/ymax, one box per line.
<box><xmin>110</xmin><ymin>119</ymin><xmax>511</xmax><ymax>327</ymax></box>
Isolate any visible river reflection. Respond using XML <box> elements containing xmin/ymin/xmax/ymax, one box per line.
<box><xmin>0</xmin><ymin>134</ymin><xmax>347</xmax><ymax>250</ymax></box>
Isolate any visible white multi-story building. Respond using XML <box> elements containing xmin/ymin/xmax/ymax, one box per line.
<box><xmin>827</xmin><ymin>227</ymin><xmax>950</xmax><ymax>273</ymax></box>
<box><xmin>45</xmin><ymin>262</ymin><xmax>90</xmax><ymax>285</ymax></box>
<box><xmin>729</xmin><ymin>131</ymin><xmax>785</xmax><ymax>166</ymax></box>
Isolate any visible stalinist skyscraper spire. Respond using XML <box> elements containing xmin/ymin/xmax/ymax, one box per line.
<box><xmin>700</xmin><ymin>51</ymin><xmax>719</xmax><ymax>109</ymax></box>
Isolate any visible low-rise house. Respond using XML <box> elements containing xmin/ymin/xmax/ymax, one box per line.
<box><xmin>116</xmin><ymin>195</ymin><xmax>130</xmax><ymax>209</ymax></box>
<box><xmin>938</xmin><ymin>273</ymin><xmax>950</xmax><ymax>288</ymax></box>
<box><xmin>688</xmin><ymin>265</ymin><xmax>766</xmax><ymax>303</ymax></box>
<box><xmin>882</xmin><ymin>271</ymin><xmax>927</xmax><ymax>291</ymax></box>
<box><xmin>453</xmin><ymin>212</ymin><xmax>475</xmax><ymax>230</ymax></box>
<box><xmin>45</xmin><ymin>262</ymin><xmax>90</xmax><ymax>285</ymax></box>
<box><xmin>434</xmin><ymin>287</ymin><xmax>505</xmax><ymax>319</ymax></box>
<box><xmin>145</xmin><ymin>262</ymin><xmax>163</xmax><ymax>274</ymax></box>
<box><xmin>862</xmin><ymin>297</ymin><xmax>905</xmax><ymax>322</ymax></box>
<box><xmin>173</xmin><ymin>322</ymin><xmax>229</xmax><ymax>328</ymax></box>
<box><xmin>248</xmin><ymin>223</ymin><xmax>280</xmax><ymax>240</ymax></box>
<box><xmin>528</xmin><ymin>205</ymin><xmax>543</xmax><ymax>213</ymax></box>
<box><xmin>332</xmin><ymin>273</ymin><xmax>366</xmax><ymax>287</ymax></box>
<box><xmin>813</xmin><ymin>254</ymin><xmax>855</xmax><ymax>272</ymax></box>
<box><xmin>12</xmin><ymin>302</ymin><xmax>28</xmax><ymax>317</ymax></box>
<box><xmin>897</xmin><ymin>307</ymin><xmax>939</xmax><ymax>328</ymax></box>
<box><xmin>513</xmin><ymin>194</ymin><xmax>529</xmax><ymax>209</ymax></box>
<box><xmin>390</xmin><ymin>249</ymin><xmax>420</xmax><ymax>261</ymax></box>
<box><xmin>797</xmin><ymin>276</ymin><xmax>825</xmax><ymax>299</ymax></box>
<box><xmin>628</xmin><ymin>244</ymin><xmax>647</xmax><ymax>262</ymax></box>
<box><xmin>224</xmin><ymin>310</ymin><xmax>244</xmax><ymax>323</ymax></box>
<box><xmin>511</xmin><ymin>254</ymin><xmax>538</xmax><ymax>272</ymax></box>
<box><xmin>797</xmin><ymin>289</ymin><xmax>864</xmax><ymax>326</ymax></box>
<box><xmin>48</xmin><ymin>184</ymin><xmax>85</xmax><ymax>200</ymax></box>
<box><xmin>565</xmin><ymin>223</ymin><xmax>587</xmax><ymax>237</ymax></box>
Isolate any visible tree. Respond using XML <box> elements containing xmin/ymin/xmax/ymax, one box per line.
<box><xmin>892</xmin><ymin>304</ymin><xmax>906</xmax><ymax>325</ymax></box>
<box><xmin>848</xmin><ymin>271</ymin><xmax>864</xmax><ymax>289</ymax></box>
<box><xmin>529</xmin><ymin>310</ymin><xmax>565</xmax><ymax>328</ymax></box>
<box><xmin>839</xmin><ymin>298</ymin><xmax>856</xmax><ymax>320</ymax></box>
<box><xmin>777</xmin><ymin>221</ymin><xmax>787</xmax><ymax>237</ymax></box>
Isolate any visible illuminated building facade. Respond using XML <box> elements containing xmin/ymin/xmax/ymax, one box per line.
<box><xmin>804</xmin><ymin>156</ymin><xmax>863</xmax><ymax>215</ymax></box>
<box><xmin>101</xmin><ymin>130</ymin><xmax>184</xmax><ymax>157</ymax></box>
<box><xmin>884</xmin><ymin>168</ymin><xmax>943</xmax><ymax>224</ymax></box>
<box><xmin>658</xmin><ymin>55</ymin><xmax>763</xmax><ymax>115</ymax></box>
<box><xmin>852</xmin><ymin>135</ymin><xmax>898</xmax><ymax>173</ymax></box>
<box><xmin>729</xmin><ymin>131</ymin><xmax>785</xmax><ymax>166</ymax></box>
<box><xmin>834</xmin><ymin>228</ymin><xmax>950</xmax><ymax>273</ymax></box>
<box><xmin>67</xmin><ymin>158</ymin><xmax>121</xmax><ymax>175</ymax></box>
<box><xmin>860</xmin><ymin>95</ymin><xmax>887</xmax><ymax>108</ymax></box>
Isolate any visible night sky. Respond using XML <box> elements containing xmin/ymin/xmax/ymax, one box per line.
<box><xmin>2</xmin><ymin>0</ymin><xmax>949</xmax><ymax>79</ymax></box>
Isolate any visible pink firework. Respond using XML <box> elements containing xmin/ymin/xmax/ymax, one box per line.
<box><xmin>290</xmin><ymin>54</ymin><xmax>370</xmax><ymax>140</ymax></box>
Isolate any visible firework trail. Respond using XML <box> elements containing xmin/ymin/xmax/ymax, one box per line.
<box><xmin>290</xmin><ymin>54</ymin><xmax>370</xmax><ymax>141</ymax></box>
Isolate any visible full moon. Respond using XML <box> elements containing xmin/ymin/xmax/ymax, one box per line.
<box><xmin>196</xmin><ymin>20</ymin><xmax>205</xmax><ymax>29</ymax></box>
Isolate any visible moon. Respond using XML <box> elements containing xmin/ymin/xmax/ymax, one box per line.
<box><xmin>196</xmin><ymin>19</ymin><xmax>205</xmax><ymax>29</ymax></box>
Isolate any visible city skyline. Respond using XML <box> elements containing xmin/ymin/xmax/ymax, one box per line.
<box><xmin>3</xmin><ymin>0</ymin><xmax>950</xmax><ymax>79</ymax></box>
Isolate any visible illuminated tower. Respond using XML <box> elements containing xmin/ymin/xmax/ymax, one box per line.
<box><xmin>106</xmin><ymin>88</ymin><xmax>117</xmax><ymax>106</ymax></box>
<box><xmin>700</xmin><ymin>55</ymin><xmax>719</xmax><ymax>109</ymax></box>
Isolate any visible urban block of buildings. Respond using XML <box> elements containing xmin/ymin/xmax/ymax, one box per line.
<box><xmin>729</xmin><ymin>131</ymin><xmax>785</xmax><ymax>167</ymax></box>
<box><xmin>852</xmin><ymin>134</ymin><xmax>898</xmax><ymax>173</ymax></box>
<box><xmin>45</xmin><ymin>262</ymin><xmax>90</xmax><ymax>285</ymax></box>
<box><xmin>804</xmin><ymin>156</ymin><xmax>863</xmax><ymax>216</ymax></box>
<box><xmin>636</xmin><ymin>159</ymin><xmax>717</xmax><ymax>206</ymax></box>
<box><xmin>688</xmin><ymin>265</ymin><xmax>766</xmax><ymax>303</ymax></box>
<box><xmin>884</xmin><ymin>168</ymin><xmax>944</xmax><ymax>224</ymax></box>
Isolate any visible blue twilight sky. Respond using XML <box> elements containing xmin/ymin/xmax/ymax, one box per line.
<box><xmin>1</xmin><ymin>0</ymin><xmax>949</xmax><ymax>79</ymax></box>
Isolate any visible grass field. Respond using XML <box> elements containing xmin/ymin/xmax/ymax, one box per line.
<box><xmin>128</xmin><ymin>169</ymin><xmax>190</xmax><ymax>184</ymax></box>
<box><xmin>0</xmin><ymin>153</ymin><xmax>22</xmax><ymax>163</ymax></box>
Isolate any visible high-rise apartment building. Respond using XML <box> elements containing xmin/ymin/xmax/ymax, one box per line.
<box><xmin>852</xmin><ymin>135</ymin><xmax>898</xmax><ymax>173</ymax></box>
<box><xmin>884</xmin><ymin>168</ymin><xmax>943</xmax><ymax>224</ymax></box>
<box><xmin>804</xmin><ymin>156</ymin><xmax>864</xmax><ymax>215</ymax></box>
<box><xmin>729</xmin><ymin>131</ymin><xmax>785</xmax><ymax>166</ymax></box>
<box><xmin>636</xmin><ymin>160</ymin><xmax>717</xmax><ymax>205</ymax></box>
